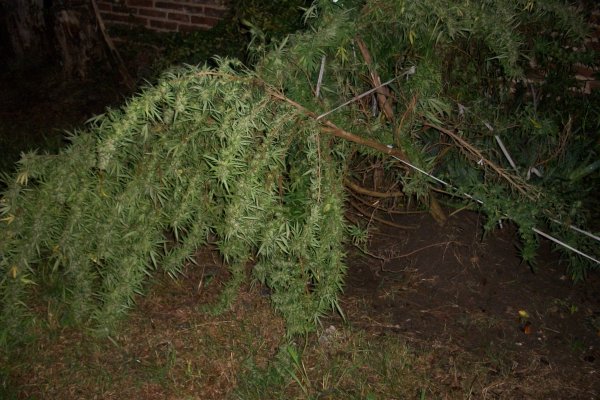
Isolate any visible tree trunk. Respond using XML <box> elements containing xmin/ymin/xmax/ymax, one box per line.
<box><xmin>53</xmin><ymin>3</ymin><xmax>107</xmax><ymax>80</ymax></box>
<box><xmin>0</xmin><ymin>0</ymin><xmax>50</xmax><ymax>68</ymax></box>
<box><xmin>1</xmin><ymin>0</ymin><xmax>112</xmax><ymax>80</ymax></box>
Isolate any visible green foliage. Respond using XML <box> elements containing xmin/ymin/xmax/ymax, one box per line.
<box><xmin>229</xmin><ymin>0</ymin><xmax>312</xmax><ymax>39</ymax></box>
<box><xmin>0</xmin><ymin>61</ymin><xmax>347</xmax><ymax>346</ymax></box>
<box><xmin>1</xmin><ymin>0</ymin><xmax>599</xmax><ymax>350</ymax></box>
<box><xmin>255</xmin><ymin>0</ymin><xmax>599</xmax><ymax>275</ymax></box>
<box><xmin>111</xmin><ymin>0</ymin><xmax>310</xmax><ymax>80</ymax></box>
<box><xmin>235</xmin><ymin>332</ymin><xmax>433</xmax><ymax>399</ymax></box>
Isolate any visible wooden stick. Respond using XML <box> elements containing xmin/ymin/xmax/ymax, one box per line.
<box><xmin>344</xmin><ymin>178</ymin><xmax>403</xmax><ymax>198</ymax></box>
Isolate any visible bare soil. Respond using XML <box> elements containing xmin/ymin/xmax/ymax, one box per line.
<box><xmin>337</xmin><ymin>209</ymin><xmax>600</xmax><ymax>398</ymax></box>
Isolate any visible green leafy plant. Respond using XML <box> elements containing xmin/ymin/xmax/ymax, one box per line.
<box><xmin>0</xmin><ymin>60</ymin><xmax>347</xmax><ymax>346</ymax></box>
<box><xmin>255</xmin><ymin>0</ymin><xmax>598</xmax><ymax>274</ymax></box>
<box><xmin>1</xmin><ymin>0</ymin><xmax>598</xmax><ymax>349</ymax></box>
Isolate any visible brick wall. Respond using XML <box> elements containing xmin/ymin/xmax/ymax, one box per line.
<box><xmin>96</xmin><ymin>0</ymin><xmax>230</xmax><ymax>32</ymax></box>
<box><xmin>578</xmin><ymin>7</ymin><xmax>600</xmax><ymax>94</ymax></box>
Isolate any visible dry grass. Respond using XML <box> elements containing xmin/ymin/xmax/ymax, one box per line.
<box><xmin>2</xmin><ymin>244</ymin><xmax>598</xmax><ymax>399</ymax></box>
<box><xmin>2</xmin><ymin>258</ymin><xmax>286</xmax><ymax>400</ymax></box>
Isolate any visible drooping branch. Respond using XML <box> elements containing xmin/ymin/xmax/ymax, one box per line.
<box><xmin>269</xmin><ymin>87</ymin><xmax>448</xmax><ymax>225</ymax></box>
<box><xmin>268</xmin><ymin>88</ymin><xmax>411</xmax><ymax>163</ymax></box>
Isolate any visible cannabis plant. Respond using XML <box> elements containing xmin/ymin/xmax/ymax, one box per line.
<box><xmin>255</xmin><ymin>0</ymin><xmax>598</xmax><ymax>274</ymax></box>
<box><xmin>1</xmin><ymin>0</ymin><xmax>598</xmax><ymax>347</ymax></box>
<box><xmin>0</xmin><ymin>61</ymin><xmax>347</xmax><ymax>345</ymax></box>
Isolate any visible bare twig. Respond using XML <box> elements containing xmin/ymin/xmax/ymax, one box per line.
<box><xmin>349</xmin><ymin>200</ymin><xmax>417</xmax><ymax>230</ymax></box>
<box><xmin>344</xmin><ymin>178</ymin><xmax>404</xmax><ymax>198</ymax></box>
<box><xmin>398</xmin><ymin>94</ymin><xmax>418</xmax><ymax>134</ymax></box>
<box><xmin>537</xmin><ymin>115</ymin><xmax>572</xmax><ymax>166</ymax></box>
<box><xmin>387</xmin><ymin>241</ymin><xmax>458</xmax><ymax>259</ymax></box>
<box><xmin>347</xmin><ymin>189</ymin><xmax>424</xmax><ymax>215</ymax></box>
<box><xmin>355</xmin><ymin>36</ymin><xmax>395</xmax><ymax>123</ymax></box>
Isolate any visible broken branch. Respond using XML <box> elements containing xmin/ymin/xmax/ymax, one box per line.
<box><xmin>344</xmin><ymin>178</ymin><xmax>404</xmax><ymax>198</ymax></box>
<box><xmin>268</xmin><ymin>89</ymin><xmax>411</xmax><ymax>163</ymax></box>
<box><xmin>355</xmin><ymin>36</ymin><xmax>395</xmax><ymax>123</ymax></box>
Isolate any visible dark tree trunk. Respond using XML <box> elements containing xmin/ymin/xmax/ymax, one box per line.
<box><xmin>0</xmin><ymin>0</ymin><xmax>51</xmax><ymax>68</ymax></box>
<box><xmin>0</xmin><ymin>0</ymin><xmax>112</xmax><ymax>80</ymax></box>
<box><xmin>53</xmin><ymin>1</ymin><xmax>108</xmax><ymax>79</ymax></box>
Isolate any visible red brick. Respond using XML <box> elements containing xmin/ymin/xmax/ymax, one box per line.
<box><xmin>127</xmin><ymin>0</ymin><xmax>153</xmax><ymax>6</ymax></box>
<box><xmin>102</xmin><ymin>11</ymin><xmax>146</xmax><ymax>25</ymax></box>
<box><xmin>139</xmin><ymin>8</ymin><xmax>166</xmax><ymax>18</ymax></box>
<box><xmin>202</xmin><ymin>0</ymin><xmax>229</xmax><ymax>6</ymax></box>
<box><xmin>181</xmin><ymin>4</ymin><xmax>204</xmax><ymax>14</ymax></box>
<box><xmin>155</xmin><ymin>1</ymin><xmax>183</xmax><ymax>10</ymax></box>
<box><xmin>168</xmin><ymin>12</ymin><xmax>189</xmax><ymax>22</ymax></box>
<box><xmin>191</xmin><ymin>15</ymin><xmax>219</xmax><ymax>27</ymax></box>
<box><xmin>104</xmin><ymin>21</ymin><xmax>137</xmax><ymax>29</ymax></box>
<box><xmin>103</xmin><ymin>13</ymin><xmax>135</xmax><ymax>23</ymax></box>
<box><xmin>203</xmin><ymin>6</ymin><xmax>228</xmax><ymax>18</ymax></box>
<box><xmin>134</xmin><ymin>16</ymin><xmax>149</xmax><ymax>26</ymax></box>
<box><xmin>149</xmin><ymin>19</ymin><xmax>178</xmax><ymax>30</ymax></box>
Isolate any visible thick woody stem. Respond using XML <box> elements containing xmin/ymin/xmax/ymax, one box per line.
<box><xmin>268</xmin><ymin>89</ymin><xmax>411</xmax><ymax>163</ymax></box>
<box><xmin>344</xmin><ymin>178</ymin><xmax>404</xmax><ymax>198</ymax></box>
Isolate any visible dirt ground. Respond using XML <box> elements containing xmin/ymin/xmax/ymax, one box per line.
<box><xmin>338</xmin><ymin>209</ymin><xmax>600</xmax><ymax>398</ymax></box>
<box><xmin>1</xmin><ymin>61</ymin><xmax>599</xmax><ymax>399</ymax></box>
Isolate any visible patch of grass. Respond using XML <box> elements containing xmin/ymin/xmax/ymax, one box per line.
<box><xmin>2</xmin><ymin>259</ymin><xmax>592</xmax><ymax>399</ymax></box>
<box><xmin>236</xmin><ymin>328</ymin><xmax>437</xmax><ymax>399</ymax></box>
<box><xmin>2</xmin><ymin>308</ymin><xmax>587</xmax><ymax>399</ymax></box>
<box><xmin>2</xmin><ymin>267</ymin><xmax>288</xmax><ymax>399</ymax></box>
